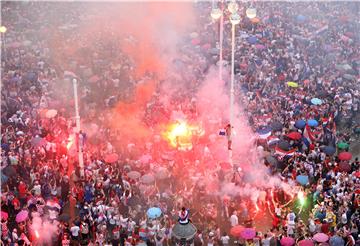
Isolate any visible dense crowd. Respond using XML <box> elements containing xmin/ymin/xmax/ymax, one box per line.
<box><xmin>1</xmin><ymin>1</ymin><xmax>360</xmax><ymax>246</ymax></box>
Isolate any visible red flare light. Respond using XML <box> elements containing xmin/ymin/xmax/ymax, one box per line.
<box><xmin>163</xmin><ymin>120</ymin><xmax>204</xmax><ymax>151</ymax></box>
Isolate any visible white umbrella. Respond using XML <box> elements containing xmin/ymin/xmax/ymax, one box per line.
<box><xmin>45</xmin><ymin>109</ymin><xmax>58</xmax><ymax>119</ymax></box>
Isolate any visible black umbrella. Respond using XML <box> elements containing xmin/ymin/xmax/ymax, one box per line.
<box><xmin>271</xmin><ymin>121</ymin><xmax>283</xmax><ymax>132</ymax></box>
<box><xmin>321</xmin><ymin>146</ymin><xmax>336</xmax><ymax>156</ymax></box>
<box><xmin>278</xmin><ymin>140</ymin><xmax>291</xmax><ymax>151</ymax></box>
<box><xmin>265</xmin><ymin>156</ymin><xmax>278</xmax><ymax>166</ymax></box>
<box><xmin>58</xmin><ymin>214</ymin><xmax>70</xmax><ymax>222</ymax></box>
<box><xmin>31</xmin><ymin>136</ymin><xmax>47</xmax><ymax>148</ymax></box>
<box><xmin>3</xmin><ymin>165</ymin><xmax>16</xmax><ymax>177</ymax></box>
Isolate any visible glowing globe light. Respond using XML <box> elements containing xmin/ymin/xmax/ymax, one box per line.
<box><xmin>230</xmin><ymin>13</ymin><xmax>241</xmax><ymax>25</ymax></box>
<box><xmin>227</xmin><ymin>1</ymin><xmax>238</xmax><ymax>14</ymax></box>
<box><xmin>211</xmin><ymin>8</ymin><xmax>222</xmax><ymax>20</ymax></box>
<box><xmin>0</xmin><ymin>26</ymin><xmax>7</xmax><ymax>33</ymax></box>
<box><xmin>246</xmin><ymin>8</ymin><xmax>257</xmax><ymax>19</ymax></box>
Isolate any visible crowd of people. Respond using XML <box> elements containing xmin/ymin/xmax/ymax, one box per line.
<box><xmin>1</xmin><ymin>1</ymin><xmax>360</xmax><ymax>246</ymax></box>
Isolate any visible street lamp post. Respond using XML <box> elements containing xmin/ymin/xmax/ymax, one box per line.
<box><xmin>72</xmin><ymin>78</ymin><xmax>84</xmax><ymax>177</ymax></box>
<box><xmin>0</xmin><ymin>26</ymin><xmax>7</xmax><ymax>61</ymax></box>
<box><xmin>211</xmin><ymin>4</ymin><xmax>223</xmax><ymax>80</ymax></box>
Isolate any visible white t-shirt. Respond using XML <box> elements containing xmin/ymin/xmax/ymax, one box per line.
<box><xmin>70</xmin><ymin>226</ymin><xmax>80</xmax><ymax>237</ymax></box>
<box><xmin>230</xmin><ymin>214</ymin><xmax>238</xmax><ymax>227</ymax></box>
<box><xmin>221</xmin><ymin>235</ymin><xmax>230</xmax><ymax>245</ymax></box>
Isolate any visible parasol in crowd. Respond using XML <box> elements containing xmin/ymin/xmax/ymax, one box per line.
<box><xmin>280</xmin><ymin>236</ymin><xmax>295</xmax><ymax>246</ymax></box>
<box><xmin>230</xmin><ymin>225</ymin><xmax>244</xmax><ymax>237</ymax></box>
<box><xmin>1</xmin><ymin>211</ymin><xmax>9</xmax><ymax>221</ymax></box>
<box><xmin>321</xmin><ymin>146</ymin><xmax>336</xmax><ymax>156</ymax></box>
<box><xmin>296</xmin><ymin>175</ymin><xmax>309</xmax><ymax>186</ymax></box>
<box><xmin>338</xmin><ymin>152</ymin><xmax>352</xmax><ymax>161</ymax></box>
<box><xmin>307</xmin><ymin>119</ymin><xmax>319</xmax><ymax>127</ymax></box>
<box><xmin>311</xmin><ymin>98</ymin><xmax>322</xmax><ymax>105</ymax></box>
<box><xmin>247</xmin><ymin>36</ymin><xmax>258</xmax><ymax>44</ymax></box>
<box><xmin>16</xmin><ymin>210</ymin><xmax>29</xmax><ymax>223</ymax></box>
<box><xmin>337</xmin><ymin>142</ymin><xmax>349</xmax><ymax>150</ymax></box>
<box><xmin>3</xmin><ymin>165</ymin><xmax>16</xmax><ymax>177</ymax></box>
<box><xmin>104</xmin><ymin>153</ymin><xmax>119</xmax><ymax>163</ymax></box>
<box><xmin>58</xmin><ymin>213</ymin><xmax>70</xmax><ymax>222</ymax></box>
<box><xmin>240</xmin><ymin>228</ymin><xmax>256</xmax><ymax>240</ymax></box>
<box><xmin>155</xmin><ymin>168</ymin><xmax>170</xmax><ymax>180</ymax></box>
<box><xmin>287</xmin><ymin>81</ymin><xmax>299</xmax><ymax>88</ymax></box>
<box><xmin>296</xmin><ymin>15</ymin><xmax>306</xmax><ymax>22</ymax></box>
<box><xmin>271</xmin><ymin>121</ymin><xmax>283</xmax><ymax>131</ymax></box>
<box><xmin>139</xmin><ymin>154</ymin><xmax>152</xmax><ymax>164</ymax></box>
<box><xmin>286</xmin><ymin>131</ymin><xmax>302</xmax><ymax>140</ymax></box>
<box><xmin>219</xmin><ymin>162</ymin><xmax>232</xmax><ymax>170</ymax></box>
<box><xmin>338</xmin><ymin>162</ymin><xmax>351</xmax><ymax>172</ymax></box>
<box><xmin>298</xmin><ymin>239</ymin><xmax>314</xmax><ymax>246</ymax></box>
<box><xmin>329</xmin><ymin>236</ymin><xmax>345</xmax><ymax>246</ymax></box>
<box><xmin>140</xmin><ymin>174</ymin><xmax>155</xmax><ymax>185</ymax></box>
<box><xmin>278</xmin><ymin>140</ymin><xmax>291</xmax><ymax>151</ymax></box>
<box><xmin>295</xmin><ymin>119</ymin><xmax>306</xmax><ymax>129</ymax></box>
<box><xmin>31</xmin><ymin>136</ymin><xmax>47</xmax><ymax>148</ymax></box>
<box><xmin>127</xmin><ymin>171</ymin><xmax>141</xmax><ymax>180</ymax></box>
<box><xmin>313</xmin><ymin>233</ymin><xmax>329</xmax><ymax>243</ymax></box>
<box><xmin>45</xmin><ymin>109</ymin><xmax>58</xmax><ymax>119</ymax></box>
<box><xmin>146</xmin><ymin>207</ymin><xmax>162</xmax><ymax>219</ymax></box>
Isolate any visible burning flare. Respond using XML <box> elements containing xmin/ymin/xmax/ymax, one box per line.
<box><xmin>163</xmin><ymin>120</ymin><xmax>204</xmax><ymax>151</ymax></box>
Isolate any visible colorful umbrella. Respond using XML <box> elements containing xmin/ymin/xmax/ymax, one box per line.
<box><xmin>191</xmin><ymin>38</ymin><xmax>200</xmax><ymax>45</ymax></box>
<box><xmin>307</xmin><ymin>119</ymin><xmax>319</xmax><ymax>127</ymax></box>
<box><xmin>311</xmin><ymin>98</ymin><xmax>322</xmax><ymax>105</ymax></box>
<box><xmin>354</xmin><ymin>171</ymin><xmax>360</xmax><ymax>178</ymax></box>
<box><xmin>104</xmin><ymin>153</ymin><xmax>119</xmax><ymax>163</ymax></box>
<box><xmin>146</xmin><ymin>207</ymin><xmax>162</xmax><ymax>219</ymax></box>
<box><xmin>139</xmin><ymin>154</ymin><xmax>152</xmax><ymax>164</ymax></box>
<box><xmin>88</xmin><ymin>75</ymin><xmax>100</xmax><ymax>83</ymax></box>
<box><xmin>219</xmin><ymin>162</ymin><xmax>232</xmax><ymax>170</ymax></box>
<box><xmin>295</xmin><ymin>120</ymin><xmax>306</xmax><ymax>129</ymax></box>
<box><xmin>16</xmin><ymin>210</ymin><xmax>29</xmax><ymax>223</ymax></box>
<box><xmin>322</xmin><ymin>146</ymin><xmax>336</xmax><ymax>155</ymax></box>
<box><xmin>286</xmin><ymin>132</ymin><xmax>302</xmax><ymax>140</ymax></box>
<box><xmin>298</xmin><ymin>239</ymin><xmax>314</xmax><ymax>246</ymax></box>
<box><xmin>313</xmin><ymin>233</ymin><xmax>329</xmax><ymax>243</ymax></box>
<box><xmin>296</xmin><ymin>15</ymin><xmax>306</xmax><ymax>22</ymax></box>
<box><xmin>338</xmin><ymin>162</ymin><xmax>351</xmax><ymax>172</ymax></box>
<box><xmin>251</xmin><ymin>17</ymin><xmax>260</xmax><ymax>24</ymax></box>
<box><xmin>140</xmin><ymin>174</ymin><xmax>155</xmax><ymax>185</ymax></box>
<box><xmin>1</xmin><ymin>211</ymin><xmax>9</xmax><ymax>221</ymax></box>
<box><xmin>337</xmin><ymin>142</ymin><xmax>349</xmax><ymax>150</ymax></box>
<box><xmin>280</xmin><ymin>236</ymin><xmax>295</xmax><ymax>246</ymax></box>
<box><xmin>45</xmin><ymin>109</ymin><xmax>58</xmax><ymax>119</ymax></box>
<box><xmin>338</xmin><ymin>152</ymin><xmax>352</xmax><ymax>161</ymax></box>
<box><xmin>247</xmin><ymin>36</ymin><xmax>258</xmax><ymax>44</ymax></box>
<box><xmin>127</xmin><ymin>171</ymin><xmax>141</xmax><ymax>180</ymax></box>
<box><xmin>230</xmin><ymin>225</ymin><xmax>244</xmax><ymax>237</ymax></box>
<box><xmin>287</xmin><ymin>81</ymin><xmax>299</xmax><ymax>88</ymax></box>
<box><xmin>240</xmin><ymin>228</ymin><xmax>256</xmax><ymax>240</ymax></box>
<box><xmin>296</xmin><ymin>175</ymin><xmax>309</xmax><ymax>186</ymax></box>
<box><xmin>329</xmin><ymin>236</ymin><xmax>345</xmax><ymax>246</ymax></box>
<box><xmin>255</xmin><ymin>44</ymin><xmax>265</xmax><ymax>50</ymax></box>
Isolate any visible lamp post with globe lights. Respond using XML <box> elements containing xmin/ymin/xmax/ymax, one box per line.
<box><xmin>211</xmin><ymin>1</ymin><xmax>257</xmax><ymax>165</ymax></box>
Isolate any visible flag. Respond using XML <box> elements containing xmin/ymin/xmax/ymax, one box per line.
<box><xmin>219</xmin><ymin>129</ymin><xmax>226</xmax><ymax>136</ymax></box>
<box><xmin>267</xmin><ymin>135</ymin><xmax>280</xmax><ymax>146</ymax></box>
<box><xmin>274</xmin><ymin>146</ymin><xmax>297</xmax><ymax>159</ymax></box>
<box><xmin>303</xmin><ymin>125</ymin><xmax>315</xmax><ymax>147</ymax></box>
